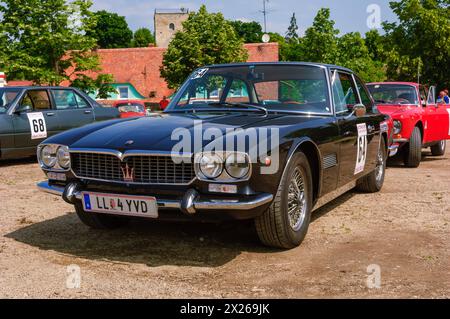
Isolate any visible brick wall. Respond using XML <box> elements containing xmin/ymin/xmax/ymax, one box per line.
<box><xmin>64</xmin><ymin>42</ymin><xmax>279</xmax><ymax>102</ymax></box>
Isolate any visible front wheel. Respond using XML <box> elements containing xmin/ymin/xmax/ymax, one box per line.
<box><xmin>403</xmin><ymin>126</ymin><xmax>422</xmax><ymax>168</ymax></box>
<box><xmin>254</xmin><ymin>152</ymin><xmax>313</xmax><ymax>249</ymax></box>
<box><xmin>430</xmin><ymin>140</ymin><xmax>446</xmax><ymax>156</ymax></box>
<box><xmin>74</xmin><ymin>202</ymin><xmax>131</xmax><ymax>229</ymax></box>
<box><xmin>356</xmin><ymin>137</ymin><xmax>386</xmax><ymax>193</ymax></box>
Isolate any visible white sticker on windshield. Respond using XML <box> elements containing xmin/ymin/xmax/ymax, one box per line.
<box><xmin>27</xmin><ymin>112</ymin><xmax>47</xmax><ymax>140</ymax></box>
<box><xmin>355</xmin><ymin>123</ymin><xmax>368</xmax><ymax>175</ymax></box>
<box><xmin>191</xmin><ymin>68</ymin><xmax>209</xmax><ymax>79</ymax></box>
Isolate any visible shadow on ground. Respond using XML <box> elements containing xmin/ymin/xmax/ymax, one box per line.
<box><xmin>0</xmin><ymin>156</ymin><xmax>37</xmax><ymax>168</ymax></box>
<box><xmin>6</xmin><ymin>191</ymin><xmax>355</xmax><ymax>268</ymax></box>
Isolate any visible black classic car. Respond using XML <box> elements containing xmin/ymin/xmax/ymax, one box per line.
<box><xmin>0</xmin><ymin>86</ymin><xmax>120</xmax><ymax>160</ymax></box>
<box><xmin>37</xmin><ymin>63</ymin><xmax>389</xmax><ymax>249</ymax></box>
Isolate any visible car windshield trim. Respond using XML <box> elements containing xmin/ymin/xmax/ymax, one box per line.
<box><xmin>169</xmin><ymin>64</ymin><xmax>333</xmax><ymax>115</ymax></box>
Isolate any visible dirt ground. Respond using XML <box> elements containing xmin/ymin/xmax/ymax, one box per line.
<box><xmin>0</xmin><ymin>143</ymin><xmax>449</xmax><ymax>299</ymax></box>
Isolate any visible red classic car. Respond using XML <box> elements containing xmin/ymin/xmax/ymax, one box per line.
<box><xmin>112</xmin><ymin>100</ymin><xmax>147</xmax><ymax>118</ymax></box>
<box><xmin>367</xmin><ymin>82</ymin><xmax>450</xmax><ymax>167</ymax></box>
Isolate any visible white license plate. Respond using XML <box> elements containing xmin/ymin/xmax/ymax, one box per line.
<box><xmin>81</xmin><ymin>192</ymin><xmax>158</xmax><ymax>218</ymax></box>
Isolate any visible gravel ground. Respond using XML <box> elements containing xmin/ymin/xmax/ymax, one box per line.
<box><xmin>0</xmin><ymin>143</ymin><xmax>449</xmax><ymax>298</ymax></box>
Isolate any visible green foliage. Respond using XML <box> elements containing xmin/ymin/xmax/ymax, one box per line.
<box><xmin>229</xmin><ymin>20</ymin><xmax>263</xmax><ymax>43</ymax></box>
<box><xmin>89</xmin><ymin>10</ymin><xmax>133</xmax><ymax>49</ymax></box>
<box><xmin>0</xmin><ymin>0</ymin><xmax>115</xmax><ymax>97</ymax></box>
<box><xmin>382</xmin><ymin>0</ymin><xmax>450</xmax><ymax>89</ymax></box>
<box><xmin>301</xmin><ymin>8</ymin><xmax>339</xmax><ymax>64</ymax></box>
<box><xmin>132</xmin><ymin>28</ymin><xmax>155</xmax><ymax>48</ymax></box>
<box><xmin>161</xmin><ymin>5</ymin><xmax>248</xmax><ymax>89</ymax></box>
<box><xmin>285</xmin><ymin>13</ymin><xmax>299</xmax><ymax>43</ymax></box>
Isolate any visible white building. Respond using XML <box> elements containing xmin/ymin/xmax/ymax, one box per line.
<box><xmin>0</xmin><ymin>72</ymin><xmax>6</xmax><ymax>87</ymax></box>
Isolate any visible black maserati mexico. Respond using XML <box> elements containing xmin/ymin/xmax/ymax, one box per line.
<box><xmin>37</xmin><ymin>62</ymin><xmax>390</xmax><ymax>249</ymax></box>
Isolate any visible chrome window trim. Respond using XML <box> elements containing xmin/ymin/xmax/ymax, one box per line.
<box><xmin>69</xmin><ymin>148</ymin><xmax>196</xmax><ymax>186</ymax></box>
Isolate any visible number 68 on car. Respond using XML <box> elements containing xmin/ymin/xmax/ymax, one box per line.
<box><xmin>37</xmin><ymin>62</ymin><xmax>391</xmax><ymax>249</ymax></box>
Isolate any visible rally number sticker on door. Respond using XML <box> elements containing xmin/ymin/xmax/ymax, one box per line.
<box><xmin>27</xmin><ymin>112</ymin><xmax>47</xmax><ymax>140</ymax></box>
<box><xmin>354</xmin><ymin>123</ymin><xmax>368</xmax><ymax>175</ymax></box>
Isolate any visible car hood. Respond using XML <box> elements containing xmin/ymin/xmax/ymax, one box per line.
<box><xmin>65</xmin><ymin>112</ymin><xmax>294</xmax><ymax>153</ymax></box>
<box><xmin>377</xmin><ymin>104</ymin><xmax>418</xmax><ymax>116</ymax></box>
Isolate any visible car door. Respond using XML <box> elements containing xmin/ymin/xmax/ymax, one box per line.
<box><xmin>426</xmin><ymin>86</ymin><xmax>450</xmax><ymax>142</ymax></box>
<box><xmin>331</xmin><ymin>70</ymin><xmax>379</xmax><ymax>187</ymax></box>
<box><xmin>11</xmin><ymin>89</ymin><xmax>60</xmax><ymax>150</ymax></box>
<box><xmin>50</xmin><ymin>88</ymin><xmax>94</xmax><ymax>131</ymax></box>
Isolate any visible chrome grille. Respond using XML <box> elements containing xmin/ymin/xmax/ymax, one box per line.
<box><xmin>71</xmin><ymin>152</ymin><xmax>195</xmax><ymax>184</ymax></box>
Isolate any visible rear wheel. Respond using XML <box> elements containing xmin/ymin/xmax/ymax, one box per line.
<box><xmin>403</xmin><ymin>126</ymin><xmax>422</xmax><ymax>168</ymax></box>
<box><xmin>356</xmin><ymin>138</ymin><xmax>386</xmax><ymax>193</ymax></box>
<box><xmin>74</xmin><ymin>202</ymin><xmax>131</xmax><ymax>229</ymax></box>
<box><xmin>430</xmin><ymin>140</ymin><xmax>446</xmax><ymax>156</ymax></box>
<box><xmin>254</xmin><ymin>152</ymin><xmax>313</xmax><ymax>249</ymax></box>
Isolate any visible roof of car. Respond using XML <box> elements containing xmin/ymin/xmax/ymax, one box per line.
<box><xmin>367</xmin><ymin>82</ymin><xmax>419</xmax><ymax>87</ymax></box>
<box><xmin>203</xmin><ymin>62</ymin><xmax>354</xmax><ymax>73</ymax></box>
<box><xmin>2</xmin><ymin>86</ymin><xmax>79</xmax><ymax>90</ymax></box>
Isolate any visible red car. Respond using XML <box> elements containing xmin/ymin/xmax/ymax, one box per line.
<box><xmin>113</xmin><ymin>100</ymin><xmax>146</xmax><ymax>118</ymax></box>
<box><xmin>367</xmin><ymin>82</ymin><xmax>450</xmax><ymax>167</ymax></box>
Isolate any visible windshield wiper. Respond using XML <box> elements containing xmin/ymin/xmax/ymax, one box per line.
<box><xmin>209</xmin><ymin>102</ymin><xmax>268</xmax><ymax>116</ymax></box>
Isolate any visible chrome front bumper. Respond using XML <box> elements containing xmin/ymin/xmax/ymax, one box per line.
<box><xmin>36</xmin><ymin>181</ymin><xmax>273</xmax><ymax>215</ymax></box>
<box><xmin>389</xmin><ymin>143</ymin><xmax>400</xmax><ymax>157</ymax></box>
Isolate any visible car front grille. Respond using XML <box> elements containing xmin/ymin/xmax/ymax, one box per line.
<box><xmin>71</xmin><ymin>152</ymin><xmax>195</xmax><ymax>185</ymax></box>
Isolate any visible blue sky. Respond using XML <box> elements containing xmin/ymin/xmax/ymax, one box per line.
<box><xmin>91</xmin><ymin>0</ymin><xmax>398</xmax><ymax>36</ymax></box>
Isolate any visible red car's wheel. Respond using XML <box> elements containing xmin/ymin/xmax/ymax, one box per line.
<box><xmin>430</xmin><ymin>140</ymin><xmax>446</xmax><ymax>156</ymax></box>
<box><xmin>403</xmin><ymin>126</ymin><xmax>422</xmax><ymax>168</ymax></box>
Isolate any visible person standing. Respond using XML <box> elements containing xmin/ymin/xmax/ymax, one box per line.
<box><xmin>159</xmin><ymin>96</ymin><xmax>170</xmax><ymax>110</ymax></box>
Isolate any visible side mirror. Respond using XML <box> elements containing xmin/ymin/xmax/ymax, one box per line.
<box><xmin>14</xmin><ymin>104</ymin><xmax>32</xmax><ymax>114</ymax></box>
<box><xmin>346</xmin><ymin>103</ymin><xmax>366</xmax><ymax>119</ymax></box>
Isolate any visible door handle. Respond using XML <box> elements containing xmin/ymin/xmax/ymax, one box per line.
<box><xmin>84</xmin><ymin>110</ymin><xmax>92</xmax><ymax>114</ymax></box>
<box><xmin>46</xmin><ymin>112</ymin><xmax>55</xmax><ymax>116</ymax></box>
<box><xmin>343</xmin><ymin>131</ymin><xmax>353</xmax><ymax>137</ymax></box>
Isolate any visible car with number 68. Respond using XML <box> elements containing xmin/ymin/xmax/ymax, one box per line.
<box><xmin>37</xmin><ymin>63</ymin><xmax>390</xmax><ymax>249</ymax></box>
<box><xmin>0</xmin><ymin>86</ymin><xmax>120</xmax><ymax>160</ymax></box>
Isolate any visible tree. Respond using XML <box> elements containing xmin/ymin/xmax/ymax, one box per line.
<box><xmin>132</xmin><ymin>28</ymin><xmax>155</xmax><ymax>47</ymax></box>
<box><xmin>337</xmin><ymin>32</ymin><xmax>386</xmax><ymax>82</ymax></box>
<box><xmin>0</xmin><ymin>0</ymin><xmax>115</xmax><ymax>97</ymax></box>
<box><xmin>382</xmin><ymin>0</ymin><xmax>450</xmax><ymax>89</ymax></box>
<box><xmin>229</xmin><ymin>20</ymin><xmax>263</xmax><ymax>43</ymax></box>
<box><xmin>161</xmin><ymin>5</ymin><xmax>248</xmax><ymax>89</ymax></box>
<box><xmin>88</xmin><ymin>10</ymin><xmax>133</xmax><ymax>48</ymax></box>
<box><xmin>285</xmin><ymin>13</ymin><xmax>299</xmax><ymax>43</ymax></box>
<box><xmin>300</xmin><ymin>8</ymin><xmax>339</xmax><ymax>64</ymax></box>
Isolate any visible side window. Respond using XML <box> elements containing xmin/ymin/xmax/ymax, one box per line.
<box><xmin>51</xmin><ymin>90</ymin><xmax>78</xmax><ymax>110</ymax></box>
<box><xmin>355</xmin><ymin>77</ymin><xmax>373</xmax><ymax>110</ymax></box>
<box><xmin>118</xmin><ymin>87</ymin><xmax>129</xmax><ymax>99</ymax></box>
<box><xmin>75</xmin><ymin>92</ymin><xmax>90</xmax><ymax>109</ymax></box>
<box><xmin>225</xmin><ymin>79</ymin><xmax>250</xmax><ymax>103</ymax></box>
<box><xmin>22</xmin><ymin>90</ymin><xmax>51</xmax><ymax>110</ymax></box>
<box><xmin>419</xmin><ymin>86</ymin><xmax>427</xmax><ymax>105</ymax></box>
<box><xmin>331</xmin><ymin>71</ymin><xmax>358</xmax><ymax>113</ymax></box>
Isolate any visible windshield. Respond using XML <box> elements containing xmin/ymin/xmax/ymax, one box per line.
<box><xmin>116</xmin><ymin>103</ymin><xmax>145</xmax><ymax>113</ymax></box>
<box><xmin>367</xmin><ymin>84</ymin><xmax>418</xmax><ymax>105</ymax></box>
<box><xmin>169</xmin><ymin>65</ymin><xmax>331</xmax><ymax>114</ymax></box>
<box><xmin>0</xmin><ymin>88</ymin><xmax>21</xmax><ymax>113</ymax></box>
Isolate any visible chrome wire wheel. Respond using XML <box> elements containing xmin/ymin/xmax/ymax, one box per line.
<box><xmin>375</xmin><ymin>146</ymin><xmax>385</xmax><ymax>182</ymax></box>
<box><xmin>287</xmin><ymin>168</ymin><xmax>307</xmax><ymax>231</ymax></box>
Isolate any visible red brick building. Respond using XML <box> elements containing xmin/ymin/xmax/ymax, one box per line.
<box><xmin>86</xmin><ymin>42</ymin><xmax>279</xmax><ymax>103</ymax></box>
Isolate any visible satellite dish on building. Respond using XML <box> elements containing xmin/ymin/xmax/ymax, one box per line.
<box><xmin>262</xmin><ymin>34</ymin><xmax>271</xmax><ymax>43</ymax></box>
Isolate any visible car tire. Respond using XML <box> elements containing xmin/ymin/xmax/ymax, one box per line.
<box><xmin>74</xmin><ymin>202</ymin><xmax>131</xmax><ymax>229</ymax></box>
<box><xmin>255</xmin><ymin>152</ymin><xmax>313</xmax><ymax>249</ymax></box>
<box><xmin>403</xmin><ymin>126</ymin><xmax>422</xmax><ymax>168</ymax></box>
<box><xmin>356</xmin><ymin>137</ymin><xmax>386</xmax><ymax>193</ymax></box>
<box><xmin>430</xmin><ymin>140</ymin><xmax>446</xmax><ymax>156</ymax></box>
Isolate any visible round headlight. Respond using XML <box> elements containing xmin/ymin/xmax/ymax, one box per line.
<box><xmin>41</xmin><ymin>145</ymin><xmax>57</xmax><ymax>168</ymax></box>
<box><xmin>57</xmin><ymin>146</ymin><xmax>70</xmax><ymax>169</ymax></box>
<box><xmin>393</xmin><ymin>120</ymin><xmax>402</xmax><ymax>134</ymax></box>
<box><xmin>225</xmin><ymin>153</ymin><xmax>250</xmax><ymax>179</ymax></box>
<box><xmin>199</xmin><ymin>154</ymin><xmax>223</xmax><ymax>179</ymax></box>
